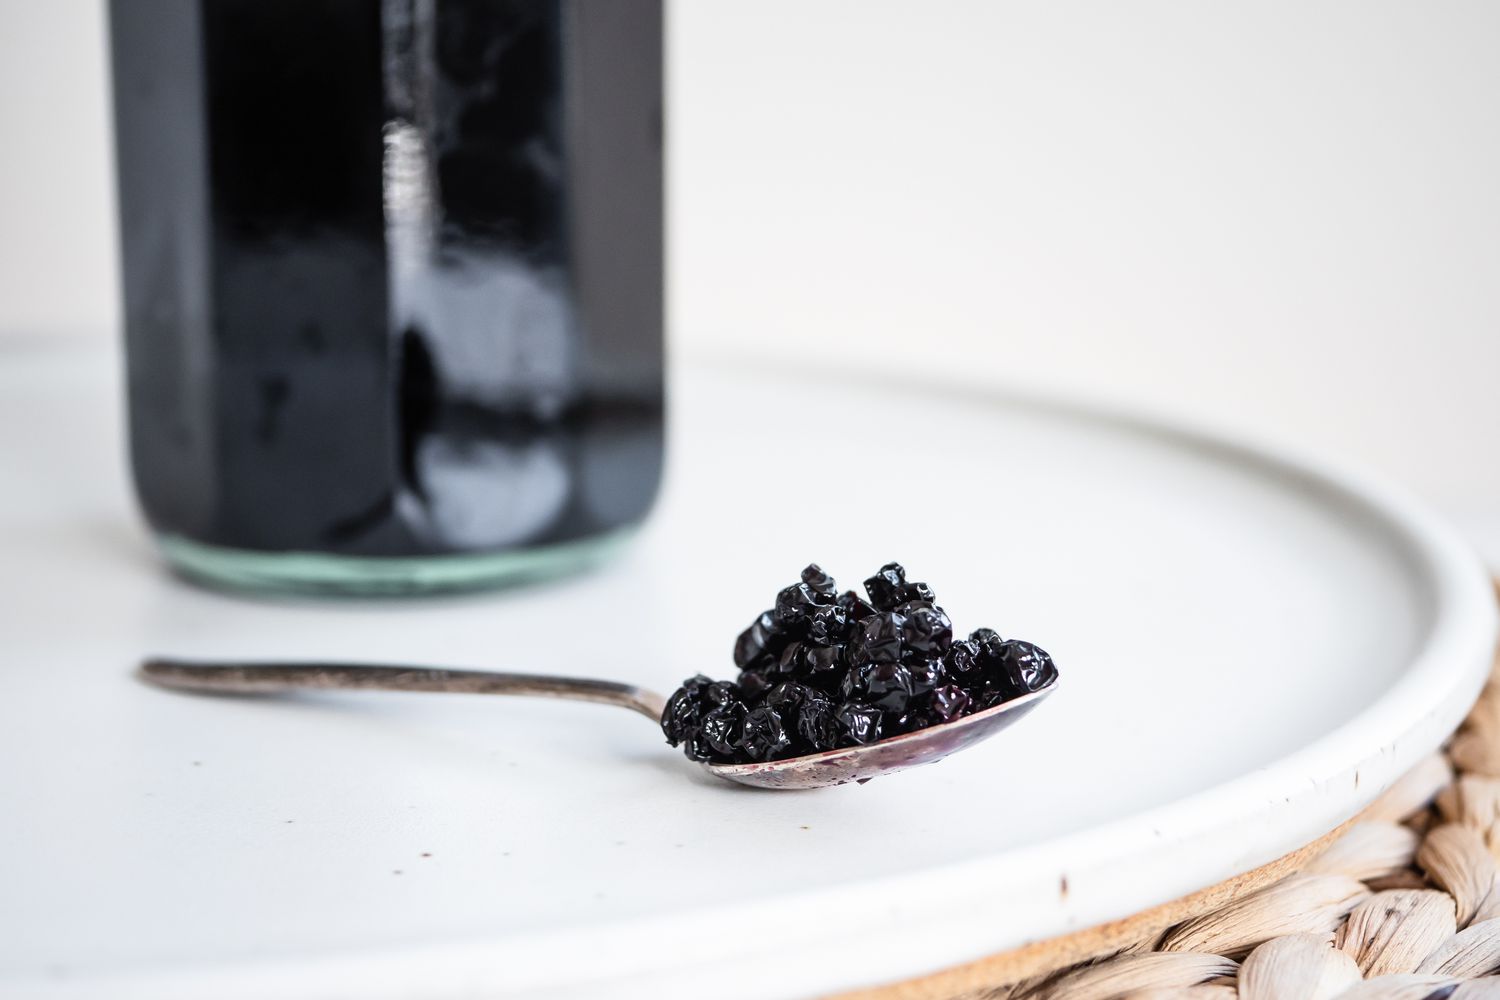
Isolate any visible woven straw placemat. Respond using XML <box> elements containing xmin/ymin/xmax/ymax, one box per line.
<box><xmin>838</xmin><ymin>591</ymin><xmax>1500</xmax><ymax>1000</ymax></box>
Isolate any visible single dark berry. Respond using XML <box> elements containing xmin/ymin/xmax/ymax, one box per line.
<box><xmin>903</xmin><ymin>605</ymin><xmax>953</xmax><ymax>657</ymax></box>
<box><xmin>891</xmin><ymin>709</ymin><xmax>938</xmax><ymax>735</ymax></box>
<box><xmin>970</xmin><ymin>627</ymin><xmax>1005</xmax><ymax>660</ymax></box>
<box><xmin>740</xmin><ymin>652</ymin><xmax>775</xmax><ymax>676</ymax></box>
<box><xmin>971</xmin><ymin>629</ymin><xmax>1009</xmax><ymax>690</ymax></box>
<box><xmin>942</xmin><ymin>639</ymin><xmax>981</xmax><ymax>682</ymax></box>
<box><xmin>700</xmin><ymin>706</ymin><xmax>745</xmax><ymax>758</ymax></box>
<box><xmin>971</xmin><ymin>687</ymin><xmax>1008</xmax><ymax>711</ymax></box>
<box><xmin>704</xmin><ymin>680</ymin><xmax>740</xmax><ymax>708</ymax></box>
<box><xmin>800</xmin><ymin>563</ymin><xmax>838</xmax><ymax>596</ymax></box>
<box><xmin>863</xmin><ymin>563</ymin><xmax>907</xmax><ymax>611</ymax></box>
<box><xmin>790</xmin><ymin>689</ymin><xmax>838</xmax><ymax>751</ymax></box>
<box><xmin>995</xmin><ymin>639</ymin><xmax>1058</xmax><ymax>694</ymax></box>
<box><xmin>737</xmin><ymin>669</ymin><xmax>772</xmax><ymax>700</ymax></box>
<box><xmin>804</xmin><ymin>643</ymin><xmax>844</xmax><ymax>677</ymax></box>
<box><xmin>760</xmin><ymin>684</ymin><xmax>822</xmax><ymax>757</ymax></box>
<box><xmin>764</xmin><ymin>681</ymin><xmax>810</xmax><ymax>715</ymax></box>
<box><xmin>849</xmin><ymin>611</ymin><xmax>907</xmax><ymax>665</ymax></box>
<box><xmin>660</xmin><ymin>674</ymin><xmax>712</xmax><ymax>746</ymax></box>
<box><xmin>733</xmin><ymin>611</ymin><xmax>782</xmax><ymax>669</ymax></box>
<box><xmin>895</xmin><ymin>581</ymin><xmax>935</xmax><ymax>605</ymax></box>
<box><xmin>860</xmin><ymin>661</ymin><xmax>914</xmax><ymax>713</ymax></box>
<box><xmin>837</xmin><ymin>666</ymin><xmax>862</xmax><ymax>702</ymax></box>
<box><xmin>683</xmin><ymin>729</ymin><xmax>715</xmax><ymax>762</ymax></box>
<box><xmin>807</xmin><ymin>671</ymin><xmax>845</xmax><ymax>701</ymax></box>
<box><xmin>775</xmin><ymin>640</ymin><xmax>810</xmax><ymax>677</ymax></box>
<box><xmin>907</xmin><ymin>658</ymin><xmax>944</xmax><ymax>696</ymax></box>
<box><xmin>836</xmin><ymin>701</ymin><xmax>884</xmax><ymax>745</ymax></box>
<box><xmin>774</xmin><ymin>582</ymin><xmax>832</xmax><ymax>630</ymax></box>
<box><xmin>932</xmin><ymin>684</ymin><xmax>971</xmax><ymax>721</ymax></box>
<box><xmin>970</xmin><ymin>628</ymin><xmax>1050</xmax><ymax>697</ymax></box>
<box><xmin>739</xmin><ymin>706</ymin><xmax>792</xmax><ymax>761</ymax></box>
<box><xmin>661</xmin><ymin>691</ymin><xmax>698</xmax><ymax>746</ymax></box>
<box><xmin>808</xmin><ymin>604</ymin><xmax>850</xmax><ymax>645</ymax></box>
<box><xmin>837</xmin><ymin>589</ymin><xmax>879</xmax><ymax>623</ymax></box>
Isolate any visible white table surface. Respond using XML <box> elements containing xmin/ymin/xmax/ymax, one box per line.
<box><xmin>1</xmin><ymin>341</ymin><xmax>1495</xmax><ymax>999</ymax></box>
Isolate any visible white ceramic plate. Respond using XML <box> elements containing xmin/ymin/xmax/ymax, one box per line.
<box><xmin>0</xmin><ymin>345</ymin><xmax>1494</xmax><ymax>1000</ymax></box>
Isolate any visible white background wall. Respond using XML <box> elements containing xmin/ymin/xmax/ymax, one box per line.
<box><xmin>2</xmin><ymin>2</ymin><xmax>1498</xmax><ymax>528</ymax></box>
<box><xmin>0</xmin><ymin>1</ymin><xmax>114</xmax><ymax>340</ymax></box>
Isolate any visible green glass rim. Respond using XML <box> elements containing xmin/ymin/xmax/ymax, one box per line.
<box><xmin>155</xmin><ymin>529</ymin><xmax>635</xmax><ymax>597</ymax></box>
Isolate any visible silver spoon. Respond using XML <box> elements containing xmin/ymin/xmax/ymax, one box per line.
<box><xmin>138</xmin><ymin>658</ymin><xmax>1056</xmax><ymax>789</ymax></box>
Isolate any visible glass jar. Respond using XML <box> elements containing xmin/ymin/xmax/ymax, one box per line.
<box><xmin>109</xmin><ymin>0</ymin><xmax>664</xmax><ymax>594</ymax></box>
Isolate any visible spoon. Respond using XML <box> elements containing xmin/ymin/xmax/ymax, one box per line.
<box><xmin>138</xmin><ymin>658</ymin><xmax>1056</xmax><ymax>789</ymax></box>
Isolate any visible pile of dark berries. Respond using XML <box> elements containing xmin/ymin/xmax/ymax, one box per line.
<box><xmin>660</xmin><ymin>562</ymin><xmax>1058</xmax><ymax>765</ymax></box>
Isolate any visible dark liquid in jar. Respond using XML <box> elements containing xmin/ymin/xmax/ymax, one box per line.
<box><xmin>110</xmin><ymin>0</ymin><xmax>663</xmax><ymax>556</ymax></box>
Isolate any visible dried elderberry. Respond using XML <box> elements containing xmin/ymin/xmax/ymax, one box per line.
<box><xmin>659</xmin><ymin>562</ymin><xmax>1058</xmax><ymax>767</ymax></box>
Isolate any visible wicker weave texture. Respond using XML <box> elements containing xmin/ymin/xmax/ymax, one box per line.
<box><xmin>843</xmin><ymin>638</ymin><xmax>1500</xmax><ymax>1000</ymax></box>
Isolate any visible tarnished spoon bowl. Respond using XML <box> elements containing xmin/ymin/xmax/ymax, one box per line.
<box><xmin>138</xmin><ymin>659</ymin><xmax>1056</xmax><ymax>790</ymax></box>
<box><xmin>704</xmin><ymin>684</ymin><xmax>1054</xmax><ymax>788</ymax></box>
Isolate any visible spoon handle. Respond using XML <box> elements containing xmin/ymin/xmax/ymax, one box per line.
<box><xmin>138</xmin><ymin>658</ymin><xmax>668</xmax><ymax>722</ymax></box>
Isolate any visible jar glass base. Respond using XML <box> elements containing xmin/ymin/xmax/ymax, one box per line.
<box><xmin>155</xmin><ymin>530</ymin><xmax>634</xmax><ymax>597</ymax></box>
